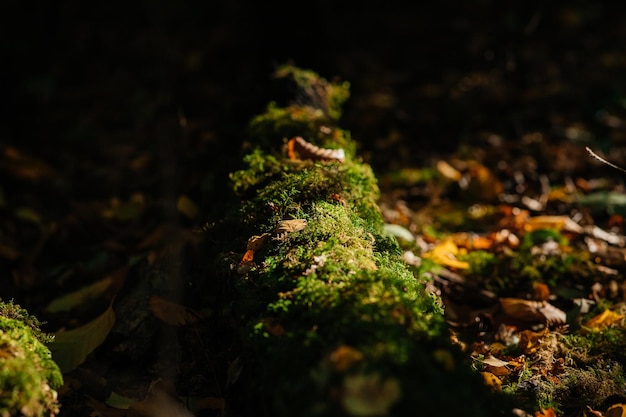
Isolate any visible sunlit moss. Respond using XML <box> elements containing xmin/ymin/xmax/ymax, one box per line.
<box><xmin>214</xmin><ymin>66</ymin><xmax>510</xmax><ymax>416</ymax></box>
<box><xmin>459</xmin><ymin>250</ymin><xmax>496</xmax><ymax>275</ymax></box>
<box><xmin>0</xmin><ymin>300</ymin><xmax>63</xmax><ymax>417</ymax></box>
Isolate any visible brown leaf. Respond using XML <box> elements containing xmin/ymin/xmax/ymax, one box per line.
<box><xmin>518</xmin><ymin>328</ymin><xmax>550</xmax><ymax>355</ymax></box>
<box><xmin>189</xmin><ymin>397</ymin><xmax>225</xmax><ymax>416</ymax></box>
<box><xmin>0</xmin><ymin>146</ymin><xmax>59</xmax><ymax>181</ymax></box>
<box><xmin>149</xmin><ymin>295</ymin><xmax>198</xmax><ymax>326</ymax></box>
<box><xmin>500</xmin><ymin>298</ymin><xmax>566</xmax><ymax>326</ymax></box>
<box><xmin>532</xmin><ymin>283</ymin><xmax>551</xmax><ymax>302</ymax></box>
<box><xmin>246</xmin><ymin>233</ymin><xmax>269</xmax><ymax>251</ymax></box>
<box><xmin>287</xmin><ymin>136</ymin><xmax>345</xmax><ymax>162</ymax></box>
<box><xmin>327</xmin><ymin>345</ymin><xmax>364</xmax><ymax>372</ymax></box>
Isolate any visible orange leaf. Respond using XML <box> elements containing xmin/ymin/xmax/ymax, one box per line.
<box><xmin>452</xmin><ymin>232</ymin><xmax>493</xmax><ymax>250</ymax></box>
<box><xmin>240</xmin><ymin>249</ymin><xmax>255</xmax><ymax>263</ymax></box>
<box><xmin>532</xmin><ymin>283</ymin><xmax>551</xmax><ymax>302</ymax></box>
<box><xmin>327</xmin><ymin>345</ymin><xmax>364</xmax><ymax>372</ymax></box>
<box><xmin>535</xmin><ymin>408</ymin><xmax>556</xmax><ymax>417</ymax></box>
<box><xmin>605</xmin><ymin>403</ymin><xmax>626</xmax><ymax>417</ymax></box>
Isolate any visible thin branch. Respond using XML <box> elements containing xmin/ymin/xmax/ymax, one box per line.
<box><xmin>585</xmin><ymin>147</ymin><xmax>626</xmax><ymax>174</ymax></box>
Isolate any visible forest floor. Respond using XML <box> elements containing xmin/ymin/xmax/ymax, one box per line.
<box><xmin>3</xmin><ymin>1</ymin><xmax>626</xmax><ymax>416</ymax></box>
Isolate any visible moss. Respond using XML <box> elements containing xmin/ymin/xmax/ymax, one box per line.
<box><xmin>213</xmin><ymin>66</ymin><xmax>511</xmax><ymax>416</ymax></box>
<box><xmin>0</xmin><ymin>300</ymin><xmax>63</xmax><ymax>417</ymax></box>
<box><xmin>552</xmin><ymin>362</ymin><xmax>625</xmax><ymax>415</ymax></box>
<box><xmin>459</xmin><ymin>250</ymin><xmax>496</xmax><ymax>275</ymax></box>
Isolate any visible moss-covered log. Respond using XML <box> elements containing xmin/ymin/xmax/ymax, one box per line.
<box><xmin>0</xmin><ymin>300</ymin><xmax>63</xmax><ymax>417</ymax></box>
<box><xmin>212</xmin><ymin>66</ymin><xmax>509</xmax><ymax>416</ymax></box>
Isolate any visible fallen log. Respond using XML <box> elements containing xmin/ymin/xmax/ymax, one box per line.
<box><xmin>0</xmin><ymin>300</ymin><xmax>63</xmax><ymax>417</ymax></box>
<box><xmin>210</xmin><ymin>65</ymin><xmax>508</xmax><ymax>416</ymax></box>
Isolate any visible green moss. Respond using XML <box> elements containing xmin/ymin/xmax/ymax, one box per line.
<box><xmin>273</xmin><ymin>64</ymin><xmax>351</xmax><ymax>121</ymax></box>
<box><xmin>213</xmin><ymin>66</ymin><xmax>511</xmax><ymax>416</ymax></box>
<box><xmin>459</xmin><ymin>250</ymin><xmax>496</xmax><ymax>275</ymax></box>
<box><xmin>552</xmin><ymin>362</ymin><xmax>625</xmax><ymax>414</ymax></box>
<box><xmin>0</xmin><ymin>300</ymin><xmax>63</xmax><ymax>417</ymax></box>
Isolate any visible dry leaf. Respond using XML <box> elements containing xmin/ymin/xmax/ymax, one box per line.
<box><xmin>188</xmin><ymin>397</ymin><xmax>225</xmax><ymax>416</ymax></box>
<box><xmin>517</xmin><ymin>328</ymin><xmax>550</xmax><ymax>355</ymax></box>
<box><xmin>176</xmin><ymin>195</ymin><xmax>198</xmax><ymax>220</ymax></box>
<box><xmin>287</xmin><ymin>136</ymin><xmax>345</xmax><ymax>162</ymax></box>
<box><xmin>436</xmin><ymin>160</ymin><xmax>462</xmax><ymax>181</ymax></box>
<box><xmin>500</xmin><ymin>298</ymin><xmax>566</xmax><ymax>326</ymax></box>
<box><xmin>452</xmin><ymin>232</ymin><xmax>493</xmax><ymax>250</ymax></box>
<box><xmin>275</xmin><ymin>219</ymin><xmax>307</xmax><ymax>234</ymax></box>
<box><xmin>534</xmin><ymin>408</ymin><xmax>556</xmax><ymax>417</ymax></box>
<box><xmin>532</xmin><ymin>283</ymin><xmax>551</xmax><ymax>302</ymax></box>
<box><xmin>483</xmin><ymin>355</ymin><xmax>510</xmax><ymax>368</ymax></box>
<box><xmin>246</xmin><ymin>233</ymin><xmax>269</xmax><ymax>251</ymax></box>
<box><xmin>585</xmin><ymin>405</ymin><xmax>603</xmax><ymax>417</ymax></box>
<box><xmin>0</xmin><ymin>146</ymin><xmax>59</xmax><ymax>181</ymax></box>
<box><xmin>50</xmin><ymin>303</ymin><xmax>116</xmax><ymax>372</ymax></box>
<box><xmin>422</xmin><ymin>239</ymin><xmax>470</xmax><ymax>270</ymax></box>
<box><xmin>583</xmin><ymin>309</ymin><xmax>625</xmax><ymax>330</ymax></box>
<box><xmin>149</xmin><ymin>295</ymin><xmax>198</xmax><ymax>326</ymax></box>
<box><xmin>605</xmin><ymin>403</ymin><xmax>626</xmax><ymax>417</ymax></box>
<box><xmin>524</xmin><ymin>215</ymin><xmax>583</xmax><ymax>233</ymax></box>
<box><xmin>327</xmin><ymin>345</ymin><xmax>364</xmax><ymax>372</ymax></box>
<box><xmin>481</xmin><ymin>371</ymin><xmax>502</xmax><ymax>391</ymax></box>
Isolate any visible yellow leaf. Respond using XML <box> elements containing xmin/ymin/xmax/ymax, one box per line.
<box><xmin>177</xmin><ymin>194</ymin><xmax>198</xmax><ymax>220</ymax></box>
<box><xmin>436</xmin><ymin>160</ymin><xmax>462</xmax><ymax>181</ymax></box>
<box><xmin>423</xmin><ymin>239</ymin><xmax>470</xmax><ymax>269</ymax></box>
<box><xmin>481</xmin><ymin>371</ymin><xmax>502</xmax><ymax>391</ymax></box>
<box><xmin>584</xmin><ymin>309</ymin><xmax>624</xmax><ymax>330</ymax></box>
<box><xmin>524</xmin><ymin>215</ymin><xmax>583</xmax><ymax>233</ymax></box>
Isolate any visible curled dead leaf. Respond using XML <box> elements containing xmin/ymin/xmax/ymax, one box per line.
<box><xmin>246</xmin><ymin>233</ymin><xmax>269</xmax><ymax>251</ymax></box>
<box><xmin>287</xmin><ymin>136</ymin><xmax>345</xmax><ymax>162</ymax></box>
<box><xmin>275</xmin><ymin>219</ymin><xmax>307</xmax><ymax>234</ymax></box>
<box><xmin>500</xmin><ymin>298</ymin><xmax>566</xmax><ymax>326</ymax></box>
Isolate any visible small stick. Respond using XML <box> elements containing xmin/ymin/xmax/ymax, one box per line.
<box><xmin>585</xmin><ymin>147</ymin><xmax>626</xmax><ymax>174</ymax></box>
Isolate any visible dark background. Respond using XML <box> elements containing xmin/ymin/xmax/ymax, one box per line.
<box><xmin>5</xmin><ymin>1</ymin><xmax>625</xmax><ymax>177</ymax></box>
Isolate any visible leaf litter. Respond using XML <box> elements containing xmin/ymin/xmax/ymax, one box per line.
<box><xmin>6</xmin><ymin>4</ymin><xmax>626</xmax><ymax>416</ymax></box>
<box><xmin>379</xmin><ymin>143</ymin><xmax>626</xmax><ymax>415</ymax></box>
